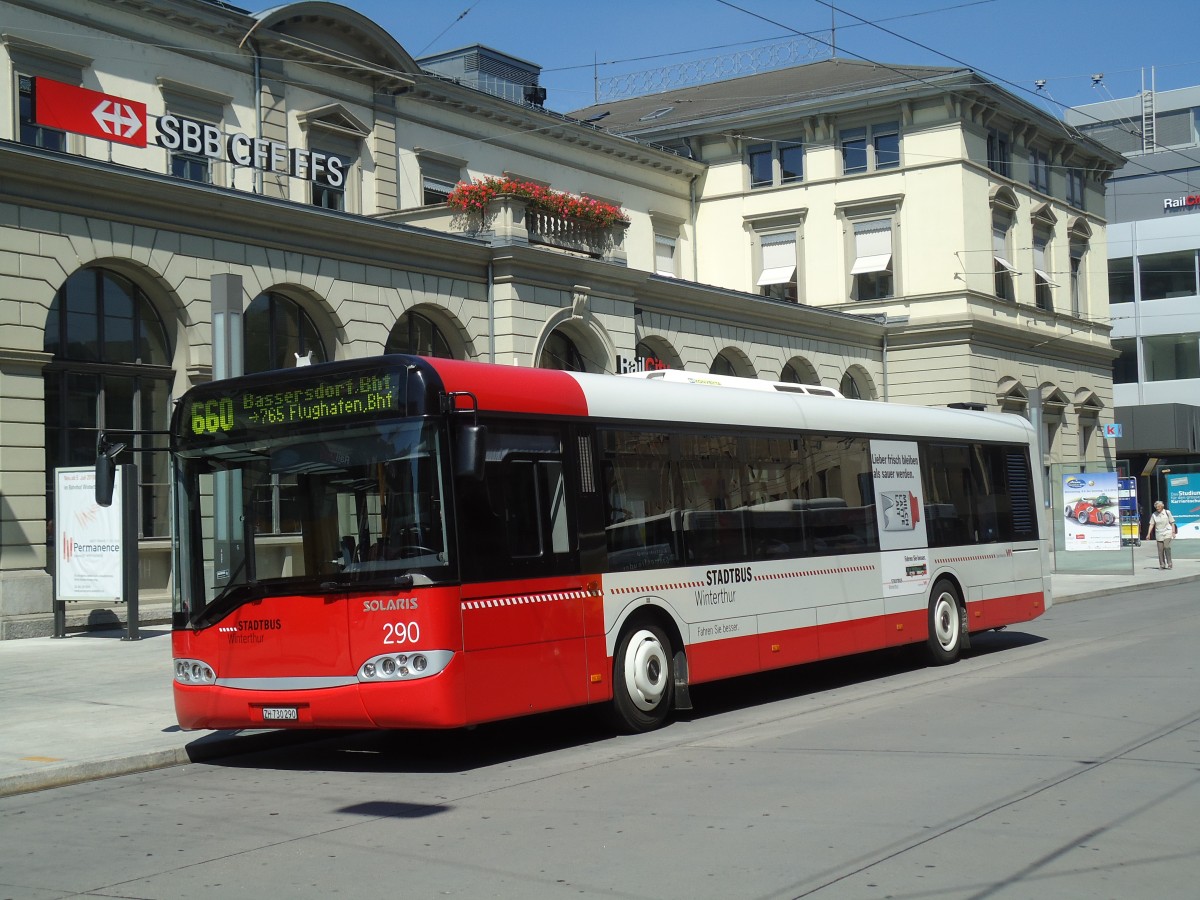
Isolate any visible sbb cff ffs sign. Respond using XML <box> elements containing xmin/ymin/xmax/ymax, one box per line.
<box><xmin>33</xmin><ymin>77</ymin><xmax>147</xmax><ymax>147</ymax></box>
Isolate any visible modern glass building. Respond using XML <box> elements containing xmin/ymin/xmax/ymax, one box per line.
<box><xmin>1068</xmin><ymin>84</ymin><xmax>1200</xmax><ymax>516</ymax></box>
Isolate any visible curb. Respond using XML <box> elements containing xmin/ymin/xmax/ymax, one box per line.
<box><xmin>0</xmin><ymin>728</ymin><xmax>332</xmax><ymax>799</ymax></box>
<box><xmin>1052</xmin><ymin>570</ymin><xmax>1199</xmax><ymax>605</ymax></box>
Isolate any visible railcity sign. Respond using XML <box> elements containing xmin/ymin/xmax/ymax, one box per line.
<box><xmin>1164</xmin><ymin>193</ymin><xmax>1200</xmax><ymax>213</ymax></box>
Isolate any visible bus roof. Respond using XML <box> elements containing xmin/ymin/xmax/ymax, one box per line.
<box><xmin>428</xmin><ymin>358</ymin><xmax>1035</xmax><ymax>447</ymax></box>
<box><xmin>173</xmin><ymin>355</ymin><xmax>1034</xmax><ymax>449</ymax></box>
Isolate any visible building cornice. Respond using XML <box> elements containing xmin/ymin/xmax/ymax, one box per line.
<box><xmin>0</xmin><ymin>142</ymin><xmax>492</xmax><ymax>282</ymax></box>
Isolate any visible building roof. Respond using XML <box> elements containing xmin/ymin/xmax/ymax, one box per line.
<box><xmin>569</xmin><ymin>57</ymin><xmax>968</xmax><ymax>135</ymax></box>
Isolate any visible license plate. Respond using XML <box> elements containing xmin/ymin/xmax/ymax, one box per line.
<box><xmin>262</xmin><ymin>707</ymin><xmax>298</xmax><ymax>721</ymax></box>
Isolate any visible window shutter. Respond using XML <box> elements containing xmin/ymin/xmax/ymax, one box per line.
<box><xmin>851</xmin><ymin>219</ymin><xmax>892</xmax><ymax>274</ymax></box>
<box><xmin>654</xmin><ymin>234</ymin><xmax>677</xmax><ymax>277</ymax></box>
<box><xmin>757</xmin><ymin>233</ymin><xmax>796</xmax><ymax>285</ymax></box>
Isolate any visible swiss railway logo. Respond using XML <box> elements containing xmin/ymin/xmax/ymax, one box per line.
<box><xmin>33</xmin><ymin>77</ymin><xmax>147</xmax><ymax>147</ymax></box>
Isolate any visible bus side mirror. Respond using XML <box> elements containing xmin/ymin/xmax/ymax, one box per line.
<box><xmin>456</xmin><ymin>424</ymin><xmax>486</xmax><ymax>480</ymax></box>
<box><xmin>95</xmin><ymin>437</ymin><xmax>125</xmax><ymax>507</ymax></box>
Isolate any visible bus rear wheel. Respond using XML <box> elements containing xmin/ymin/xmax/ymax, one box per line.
<box><xmin>925</xmin><ymin>580</ymin><xmax>963</xmax><ymax>665</ymax></box>
<box><xmin>610</xmin><ymin>624</ymin><xmax>674</xmax><ymax>733</ymax></box>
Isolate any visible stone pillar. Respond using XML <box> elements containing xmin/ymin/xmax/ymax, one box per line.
<box><xmin>0</xmin><ymin>348</ymin><xmax>54</xmax><ymax>637</ymax></box>
<box><xmin>485</xmin><ymin>195</ymin><xmax>530</xmax><ymax>245</ymax></box>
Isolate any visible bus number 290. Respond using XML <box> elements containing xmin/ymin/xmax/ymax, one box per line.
<box><xmin>383</xmin><ymin>621</ymin><xmax>420</xmax><ymax>645</ymax></box>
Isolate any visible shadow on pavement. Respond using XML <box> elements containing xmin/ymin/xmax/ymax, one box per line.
<box><xmin>198</xmin><ymin>628</ymin><xmax>1046</xmax><ymax>777</ymax></box>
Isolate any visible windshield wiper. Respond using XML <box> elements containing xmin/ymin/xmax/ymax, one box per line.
<box><xmin>319</xmin><ymin>573</ymin><xmax>416</xmax><ymax>592</ymax></box>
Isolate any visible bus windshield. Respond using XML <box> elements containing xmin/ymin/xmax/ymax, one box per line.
<box><xmin>175</xmin><ymin>420</ymin><xmax>452</xmax><ymax>625</ymax></box>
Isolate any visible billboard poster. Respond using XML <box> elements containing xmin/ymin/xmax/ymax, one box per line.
<box><xmin>1062</xmin><ymin>472</ymin><xmax>1121</xmax><ymax>551</ymax></box>
<box><xmin>871</xmin><ymin>440</ymin><xmax>930</xmax><ymax>596</ymax></box>
<box><xmin>1165</xmin><ymin>473</ymin><xmax>1200</xmax><ymax>540</ymax></box>
<box><xmin>55</xmin><ymin>467</ymin><xmax>123</xmax><ymax>602</ymax></box>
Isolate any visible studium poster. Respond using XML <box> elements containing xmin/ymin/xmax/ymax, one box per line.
<box><xmin>1165</xmin><ymin>473</ymin><xmax>1200</xmax><ymax>540</ymax></box>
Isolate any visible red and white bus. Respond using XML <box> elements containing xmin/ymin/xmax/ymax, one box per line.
<box><xmin>168</xmin><ymin>355</ymin><xmax>1050</xmax><ymax>733</ymax></box>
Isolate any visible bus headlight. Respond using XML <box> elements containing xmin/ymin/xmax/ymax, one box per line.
<box><xmin>357</xmin><ymin>650</ymin><xmax>453</xmax><ymax>683</ymax></box>
<box><xmin>174</xmin><ymin>658</ymin><xmax>217</xmax><ymax>685</ymax></box>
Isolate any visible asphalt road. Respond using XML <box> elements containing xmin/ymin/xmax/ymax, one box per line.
<box><xmin>3</xmin><ymin>583</ymin><xmax>1199</xmax><ymax>900</ymax></box>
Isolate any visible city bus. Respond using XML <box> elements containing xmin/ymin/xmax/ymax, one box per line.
<box><xmin>166</xmin><ymin>354</ymin><xmax>1050</xmax><ymax>733</ymax></box>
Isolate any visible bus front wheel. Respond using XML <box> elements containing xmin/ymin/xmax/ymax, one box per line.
<box><xmin>610</xmin><ymin>624</ymin><xmax>674</xmax><ymax>733</ymax></box>
<box><xmin>925</xmin><ymin>580</ymin><xmax>963</xmax><ymax>665</ymax></box>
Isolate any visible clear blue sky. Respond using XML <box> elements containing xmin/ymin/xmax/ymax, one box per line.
<box><xmin>332</xmin><ymin>0</ymin><xmax>1199</xmax><ymax>118</ymax></box>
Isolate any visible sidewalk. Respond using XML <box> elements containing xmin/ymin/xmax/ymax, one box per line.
<box><xmin>2</xmin><ymin>545</ymin><xmax>1196</xmax><ymax>799</ymax></box>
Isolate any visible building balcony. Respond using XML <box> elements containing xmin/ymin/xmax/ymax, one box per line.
<box><xmin>380</xmin><ymin>194</ymin><xmax>628</xmax><ymax>265</ymax></box>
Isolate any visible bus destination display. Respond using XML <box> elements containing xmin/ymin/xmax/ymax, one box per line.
<box><xmin>185</xmin><ymin>371</ymin><xmax>401</xmax><ymax>438</ymax></box>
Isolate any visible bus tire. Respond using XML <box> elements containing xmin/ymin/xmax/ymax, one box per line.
<box><xmin>610</xmin><ymin>623</ymin><xmax>674</xmax><ymax>733</ymax></box>
<box><xmin>925</xmin><ymin>579</ymin><xmax>963</xmax><ymax>666</ymax></box>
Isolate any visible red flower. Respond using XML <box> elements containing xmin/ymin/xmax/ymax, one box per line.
<box><xmin>447</xmin><ymin>177</ymin><xmax>628</xmax><ymax>225</ymax></box>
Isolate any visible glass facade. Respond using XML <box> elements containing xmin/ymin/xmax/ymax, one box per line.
<box><xmin>1143</xmin><ymin>333</ymin><xmax>1200</xmax><ymax>381</ymax></box>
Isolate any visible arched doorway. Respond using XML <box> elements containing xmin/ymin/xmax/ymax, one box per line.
<box><xmin>244</xmin><ymin>291</ymin><xmax>326</xmax><ymax>372</ymax></box>
<box><xmin>635</xmin><ymin>339</ymin><xmax>678</xmax><ymax>372</ymax></box>
<box><xmin>539</xmin><ymin>329</ymin><xmax>587</xmax><ymax>372</ymax></box>
<box><xmin>43</xmin><ymin>267</ymin><xmax>173</xmax><ymax>539</ymax></box>
<box><xmin>709</xmin><ymin>353</ymin><xmax>738</xmax><ymax>377</ymax></box>
<box><xmin>385</xmin><ymin>309</ymin><xmax>454</xmax><ymax>358</ymax></box>
<box><xmin>242</xmin><ymin>291</ymin><xmax>328</xmax><ymax>535</ymax></box>
<box><xmin>780</xmin><ymin>356</ymin><xmax>820</xmax><ymax>385</ymax></box>
<box><xmin>709</xmin><ymin>347</ymin><xmax>755</xmax><ymax>378</ymax></box>
<box><xmin>840</xmin><ymin>369</ymin><xmax>865</xmax><ymax>399</ymax></box>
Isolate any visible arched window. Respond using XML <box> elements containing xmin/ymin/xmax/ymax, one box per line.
<box><xmin>539</xmin><ymin>330</ymin><xmax>586</xmax><ymax>372</ymax></box>
<box><xmin>244</xmin><ymin>292</ymin><xmax>325</xmax><ymax>373</ymax></box>
<box><xmin>781</xmin><ymin>358</ymin><xmax>820</xmax><ymax>386</ymax></box>
<box><xmin>386</xmin><ymin>310</ymin><xmax>453</xmax><ymax>358</ymax></box>
<box><xmin>43</xmin><ymin>268</ymin><xmax>173</xmax><ymax>538</ymax></box>
<box><xmin>839</xmin><ymin>371</ymin><xmax>864</xmax><ymax>399</ymax></box>
<box><xmin>709</xmin><ymin>353</ymin><xmax>738</xmax><ymax>377</ymax></box>
<box><xmin>635</xmin><ymin>340</ymin><xmax>673</xmax><ymax>372</ymax></box>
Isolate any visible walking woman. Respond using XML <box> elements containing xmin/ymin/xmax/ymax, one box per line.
<box><xmin>1145</xmin><ymin>500</ymin><xmax>1177</xmax><ymax>569</ymax></box>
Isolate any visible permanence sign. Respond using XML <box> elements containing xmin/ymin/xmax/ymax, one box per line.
<box><xmin>55</xmin><ymin>467</ymin><xmax>123</xmax><ymax>602</ymax></box>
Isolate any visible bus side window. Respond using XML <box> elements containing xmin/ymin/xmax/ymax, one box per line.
<box><xmin>600</xmin><ymin>429</ymin><xmax>680</xmax><ymax>572</ymax></box>
<box><xmin>678</xmin><ymin>433</ymin><xmax>747</xmax><ymax>565</ymax></box>
<box><xmin>505</xmin><ymin>458</ymin><xmax>570</xmax><ymax>558</ymax></box>
<box><xmin>458</xmin><ymin>426</ymin><xmax>576</xmax><ymax>580</ymax></box>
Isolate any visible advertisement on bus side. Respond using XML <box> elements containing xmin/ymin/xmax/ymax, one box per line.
<box><xmin>1062</xmin><ymin>472</ymin><xmax>1121</xmax><ymax>551</ymax></box>
<box><xmin>871</xmin><ymin>440</ymin><xmax>930</xmax><ymax>596</ymax></box>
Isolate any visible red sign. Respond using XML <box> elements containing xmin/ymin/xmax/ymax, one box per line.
<box><xmin>34</xmin><ymin>77</ymin><xmax>147</xmax><ymax>147</ymax></box>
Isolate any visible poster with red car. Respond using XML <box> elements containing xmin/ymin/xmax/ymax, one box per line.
<box><xmin>1062</xmin><ymin>472</ymin><xmax>1121</xmax><ymax>551</ymax></box>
